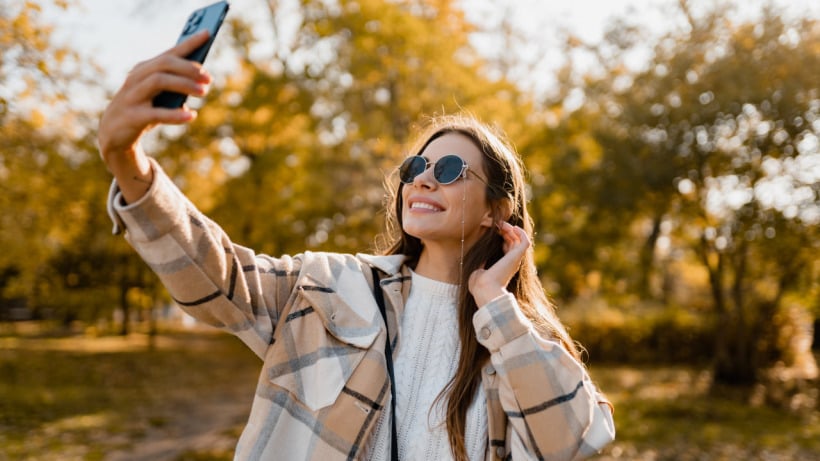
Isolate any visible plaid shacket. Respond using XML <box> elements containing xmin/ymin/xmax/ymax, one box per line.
<box><xmin>107</xmin><ymin>159</ymin><xmax>615</xmax><ymax>460</ymax></box>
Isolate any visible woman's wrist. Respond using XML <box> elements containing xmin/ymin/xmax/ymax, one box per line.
<box><xmin>108</xmin><ymin>147</ymin><xmax>154</xmax><ymax>204</ymax></box>
<box><xmin>471</xmin><ymin>285</ymin><xmax>508</xmax><ymax>308</ymax></box>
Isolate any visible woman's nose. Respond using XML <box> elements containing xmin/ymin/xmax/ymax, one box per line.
<box><xmin>412</xmin><ymin>165</ymin><xmax>437</xmax><ymax>189</ymax></box>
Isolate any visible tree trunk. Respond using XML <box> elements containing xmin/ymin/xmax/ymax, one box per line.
<box><xmin>712</xmin><ymin>320</ymin><xmax>758</xmax><ymax>386</ymax></box>
<box><xmin>709</xmin><ymin>241</ymin><xmax>796</xmax><ymax>387</ymax></box>
<box><xmin>637</xmin><ymin>213</ymin><xmax>663</xmax><ymax>299</ymax></box>
<box><xmin>119</xmin><ymin>280</ymin><xmax>130</xmax><ymax>336</ymax></box>
<box><xmin>700</xmin><ymin>235</ymin><xmax>758</xmax><ymax>386</ymax></box>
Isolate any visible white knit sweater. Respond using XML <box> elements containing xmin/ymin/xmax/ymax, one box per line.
<box><xmin>383</xmin><ymin>270</ymin><xmax>488</xmax><ymax>460</ymax></box>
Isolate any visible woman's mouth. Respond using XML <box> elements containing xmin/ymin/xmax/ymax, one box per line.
<box><xmin>411</xmin><ymin>202</ymin><xmax>442</xmax><ymax>212</ymax></box>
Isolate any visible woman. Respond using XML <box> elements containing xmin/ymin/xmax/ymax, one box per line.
<box><xmin>99</xmin><ymin>31</ymin><xmax>614</xmax><ymax>460</ymax></box>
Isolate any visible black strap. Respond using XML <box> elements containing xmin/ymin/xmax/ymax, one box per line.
<box><xmin>371</xmin><ymin>267</ymin><xmax>399</xmax><ymax>461</ymax></box>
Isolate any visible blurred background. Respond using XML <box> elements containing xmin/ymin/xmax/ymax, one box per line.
<box><xmin>1</xmin><ymin>0</ymin><xmax>818</xmax><ymax>459</ymax></box>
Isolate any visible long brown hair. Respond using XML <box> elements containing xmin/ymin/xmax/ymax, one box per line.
<box><xmin>379</xmin><ymin>114</ymin><xmax>582</xmax><ymax>460</ymax></box>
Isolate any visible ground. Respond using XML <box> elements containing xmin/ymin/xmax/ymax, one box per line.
<box><xmin>1</xmin><ymin>325</ymin><xmax>818</xmax><ymax>460</ymax></box>
<box><xmin>0</xmin><ymin>328</ymin><xmax>257</xmax><ymax>461</ymax></box>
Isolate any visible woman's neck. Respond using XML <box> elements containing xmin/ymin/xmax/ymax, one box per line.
<box><xmin>414</xmin><ymin>245</ymin><xmax>462</xmax><ymax>284</ymax></box>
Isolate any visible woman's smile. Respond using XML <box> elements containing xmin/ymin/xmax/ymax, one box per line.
<box><xmin>408</xmin><ymin>197</ymin><xmax>445</xmax><ymax>213</ymax></box>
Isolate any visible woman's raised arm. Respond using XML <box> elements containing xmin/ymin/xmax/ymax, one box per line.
<box><xmin>98</xmin><ymin>30</ymin><xmax>212</xmax><ymax>203</ymax></box>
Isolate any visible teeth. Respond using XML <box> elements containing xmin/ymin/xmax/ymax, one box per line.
<box><xmin>411</xmin><ymin>202</ymin><xmax>441</xmax><ymax>211</ymax></box>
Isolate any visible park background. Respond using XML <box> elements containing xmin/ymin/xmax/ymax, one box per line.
<box><xmin>1</xmin><ymin>0</ymin><xmax>818</xmax><ymax>459</ymax></box>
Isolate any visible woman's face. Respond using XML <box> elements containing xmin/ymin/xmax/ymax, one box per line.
<box><xmin>401</xmin><ymin>132</ymin><xmax>494</xmax><ymax>250</ymax></box>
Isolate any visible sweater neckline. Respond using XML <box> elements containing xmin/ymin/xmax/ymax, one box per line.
<box><xmin>409</xmin><ymin>269</ymin><xmax>460</xmax><ymax>299</ymax></box>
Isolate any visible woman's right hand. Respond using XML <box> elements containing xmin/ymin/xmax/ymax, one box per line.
<box><xmin>98</xmin><ymin>30</ymin><xmax>212</xmax><ymax>203</ymax></box>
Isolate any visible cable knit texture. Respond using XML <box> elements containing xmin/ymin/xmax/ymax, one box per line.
<box><xmin>393</xmin><ymin>270</ymin><xmax>487</xmax><ymax>460</ymax></box>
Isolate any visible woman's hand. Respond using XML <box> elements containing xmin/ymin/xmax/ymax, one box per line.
<box><xmin>98</xmin><ymin>30</ymin><xmax>212</xmax><ymax>203</ymax></box>
<box><xmin>468</xmin><ymin>222</ymin><xmax>531</xmax><ymax>307</ymax></box>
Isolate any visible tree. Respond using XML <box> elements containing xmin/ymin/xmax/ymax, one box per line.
<box><xmin>545</xmin><ymin>0</ymin><xmax>819</xmax><ymax>386</ymax></box>
<box><xmin>0</xmin><ymin>0</ymin><xmax>84</xmax><ymax>316</ymax></box>
<box><xmin>0</xmin><ymin>0</ymin><xmax>156</xmax><ymax>332</ymax></box>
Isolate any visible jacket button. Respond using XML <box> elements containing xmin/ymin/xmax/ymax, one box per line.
<box><xmin>480</xmin><ymin>326</ymin><xmax>492</xmax><ymax>340</ymax></box>
<box><xmin>484</xmin><ymin>364</ymin><xmax>496</xmax><ymax>375</ymax></box>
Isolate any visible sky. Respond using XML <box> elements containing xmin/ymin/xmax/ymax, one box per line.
<box><xmin>44</xmin><ymin>0</ymin><xmax>820</xmax><ymax>109</ymax></box>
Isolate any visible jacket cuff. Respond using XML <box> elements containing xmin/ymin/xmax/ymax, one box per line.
<box><xmin>107</xmin><ymin>179</ymin><xmax>127</xmax><ymax>235</ymax></box>
<box><xmin>472</xmin><ymin>293</ymin><xmax>535</xmax><ymax>352</ymax></box>
<box><xmin>106</xmin><ymin>158</ymin><xmax>185</xmax><ymax>241</ymax></box>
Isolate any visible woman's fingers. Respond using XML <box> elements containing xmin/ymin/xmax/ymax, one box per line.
<box><xmin>498</xmin><ymin>222</ymin><xmax>528</xmax><ymax>256</ymax></box>
<box><xmin>495</xmin><ymin>223</ymin><xmax>528</xmax><ymax>274</ymax></box>
<box><xmin>127</xmin><ymin>31</ymin><xmax>211</xmax><ymax>81</ymax></box>
<box><xmin>130</xmin><ymin>71</ymin><xmax>209</xmax><ymax>104</ymax></box>
<box><xmin>128</xmin><ymin>50</ymin><xmax>212</xmax><ymax>89</ymax></box>
<box><xmin>121</xmin><ymin>31</ymin><xmax>212</xmax><ymax>108</ymax></box>
<box><xmin>129</xmin><ymin>105</ymin><xmax>198</xmax><ymax>129</ymax></box>
<box><xmin>98</xmin><ymin>31</ymin><xmax>213</xmax><ymax>168</ymax></box>
<box><xmin>170</xmin><ymin>29</ymin><xmax>212</xmax><ymax>57</ymax></box>
<box><xmin>468</xmin><ymin>223</ymin><xmax>531</xmax><ymax>307</ymax></box>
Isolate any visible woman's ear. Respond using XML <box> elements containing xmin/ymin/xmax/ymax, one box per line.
<box><xmin>481</xmin><ymin>198</ymin><xmax>513</xmax><ymax>229</ymax></box>
<box><xmin>495</xmin><ymin>198</ymin><xmax>513</xmax><ymax>224</ymax></box>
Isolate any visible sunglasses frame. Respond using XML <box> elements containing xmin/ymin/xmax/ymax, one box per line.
<box><xmin>399</xmin><ymin>154</ymin><xmax>489</xmax><ymax>186</ymax></box>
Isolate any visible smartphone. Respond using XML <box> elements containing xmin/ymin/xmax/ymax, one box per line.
<box><xmin>152</xmin><ymin>1</ymin><xmax>230</xmax><ymax>109</ymax></box>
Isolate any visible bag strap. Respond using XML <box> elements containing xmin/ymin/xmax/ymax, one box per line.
<box><xmin>371</xmin><ymin>266</ymin><xmax>399</xmax><ymax>461</ymax></box>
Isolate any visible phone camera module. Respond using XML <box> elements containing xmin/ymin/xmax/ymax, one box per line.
<box><xmin>182</xmin><ymin>10</ymin><xmax>205</xmax><ymax>35</ymax></box>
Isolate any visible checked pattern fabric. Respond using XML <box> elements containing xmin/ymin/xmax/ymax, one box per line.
<box><xmin>107</xmin><ymin>158</ymin><xmax>615</xmax><ymax>460</ymax></box>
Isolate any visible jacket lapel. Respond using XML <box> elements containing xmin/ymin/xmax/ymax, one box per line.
<box><xmin>356</xmin><ymin>253</ymin><xmax>411</xmax><ymax>356</ymax></box>
<box><xmin>297</xmin><ymin>252</ymin><xmax>382</xmax><ymax>348</ymax></box>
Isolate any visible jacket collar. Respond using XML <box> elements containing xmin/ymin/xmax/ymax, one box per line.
<box><xmin>356</xmin><ymin>253</ymin><xmax>408</xmax><ymax>276</ymax></box>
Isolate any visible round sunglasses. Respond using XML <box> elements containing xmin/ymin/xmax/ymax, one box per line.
<box><xmin>399</xmin><ymin>154</ymin><xmax>489</xmax><ymax>186</ymax></box>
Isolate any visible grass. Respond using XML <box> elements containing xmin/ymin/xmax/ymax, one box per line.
<box><xmin>0</xmin><ymin>325</ymin><xmax>818</xmax><ymax>460</ymax></box>
<box><xmin>0</xmin><ymin>328</ymin><xmax>259</xmax><ymax>461</ymax></box>
<box><xmin>589</xmin><ymin>364</ymin><xmax>820</xmax><ymax>460</ymax></box>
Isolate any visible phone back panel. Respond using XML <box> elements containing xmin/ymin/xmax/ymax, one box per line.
<box><xmin>152</xmin><ymin>1</ymin><xmax>229</xmax><ymax>109</ymax></box>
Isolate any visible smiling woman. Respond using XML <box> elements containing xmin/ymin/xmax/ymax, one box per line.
<box><xmin>96</xmin><ymin>24</ymin><xmax>615</xmax><ymax>457</ymax></box>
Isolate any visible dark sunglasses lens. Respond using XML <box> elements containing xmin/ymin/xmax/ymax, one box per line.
<box><xmin>434</xmin><ymin>155</ymin><xmax>464</xmax><ymax>184</ymax></box>
<box><xmin>399</xmin><ymin>156</ymin><xmax>426</xmax><ymax>184</ymax></box>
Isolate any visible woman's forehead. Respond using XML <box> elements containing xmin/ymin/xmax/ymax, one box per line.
<box><xmin>420</xmin><ymin>132</ymin><xmax>482</xmax><ymax>163</ymax></box>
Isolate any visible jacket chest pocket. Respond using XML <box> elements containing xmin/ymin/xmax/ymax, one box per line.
<box><xmin>266</xmin><ymin>281</ymin><xmax>381</xmax><ymax>412</ymax></box>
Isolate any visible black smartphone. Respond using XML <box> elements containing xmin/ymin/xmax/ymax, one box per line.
<box><xmin>152</xmin><ymin>1</ymin><xmax>230</xmax><ymax>109</ymax></box>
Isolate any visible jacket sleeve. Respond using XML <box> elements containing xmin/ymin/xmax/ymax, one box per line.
<box><xmin>473</xmin><ymin>293</ymin><xmax>615</xmax><ymax>460</ymax></box>
<box><xmin>107</xmin><ymin>158</ymin><xmax>301</xmax><ymax>359</ymax></box>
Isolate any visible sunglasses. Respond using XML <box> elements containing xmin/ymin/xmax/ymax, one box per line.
<box><xmin>399</xmin><ymin>154</ymin><xmax>489</xmax><ymax>186</ymax></box>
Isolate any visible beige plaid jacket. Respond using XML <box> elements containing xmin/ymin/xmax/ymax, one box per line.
<box><xmin>108</xmin><ymin>160</ymin><xmax>615</xmax><ymax>460</ymax></box>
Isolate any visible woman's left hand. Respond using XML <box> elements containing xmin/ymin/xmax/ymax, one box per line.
<box><xmin>468</xmin><ymin>222</ymin><xmax>531</xmax><ymax>307</ymax></box>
